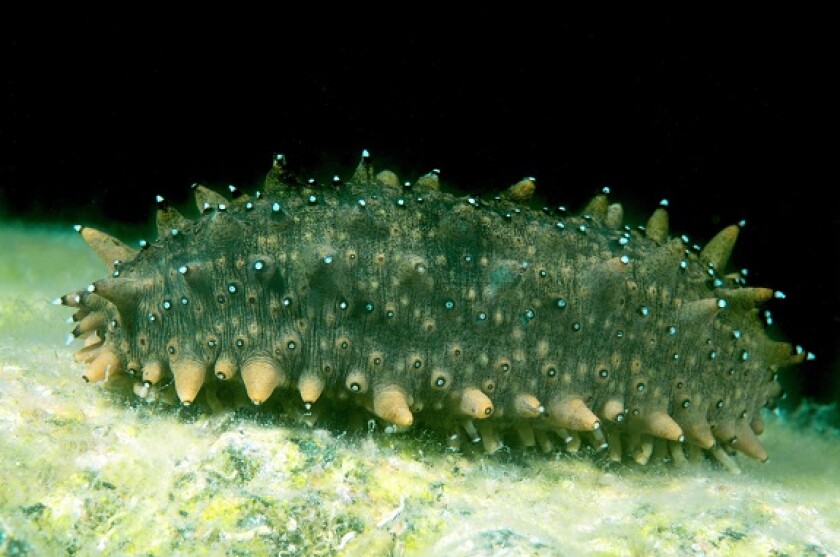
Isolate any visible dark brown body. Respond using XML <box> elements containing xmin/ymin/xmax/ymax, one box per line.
<box><xmin>60</xmin><ymin>153</ymin><xmax>803</xmax><ymax>471</ymax></box>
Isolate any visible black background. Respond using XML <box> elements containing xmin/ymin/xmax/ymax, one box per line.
<box><xmin>2</xmin><ymin>10</ymin><xmax>836</xmax><ymax>405</ymax></box>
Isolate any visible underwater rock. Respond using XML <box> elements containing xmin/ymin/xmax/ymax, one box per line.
<box><xmin>57</xmin><ymin>151</ymin><xmax>809</xmax><ymax>471</ymax></box>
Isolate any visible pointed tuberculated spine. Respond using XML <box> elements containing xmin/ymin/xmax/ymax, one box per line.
<box><xmin>264</xmin><ymin>153</ymin><xmax>295</xmax><ymax>195</ymax></box>
<box><xmin>214</xmin><ymin>356</ymin><xmax>238</xmax><ymax>381</ymax></box>
<box><xmin>645</xmin><ymin>207</ymin><xmax>669</xmax><ymax>244</ymax></box>
<box><xmin>89</xmin><ymin>278</ymin><xmax>149</xmax><ymax>323</ymax></box>
<box><xmin>730</xmin><ymin>422</ymin><xmax>768</xmax><ymax>461</ymax></box>
<box><xmin>142</xmin><ymin>361</ymin><xmax>164</xmax><ymax>385</ymax></box>
<box><xmin>546</xmin><ymin>397</ymin><xmax>600</xmax><ymax>431</ymax></box>
<box><xmin>76</xmin><ymin>291</ymin><xmax>111</xmax><ymax>312</ymax></box>
<box><xmin>459</xmin><ymin>388</ymin><xmax>494</xmax><ymax>419</ymax></box>
<box><xmin>580</xmin><ymin>194</ymin><xmax>608</xmax><ymax>222</ymax></box>
<box><xmin>297</xmin><ymin>373</ymin><xmax>325</xmax><ymax>408</ymax></box>
<box><xmin>78</xmin><ymin>226</ymin><xmax>139</xmax><ymax>266</ymax></box>
<box><xmin>679</xmin><ymin>298</ymin><xmax>722</xmax><ymax>321</ymax></box>
<box><xmin>503</xmin><ymin>177</ymin><xmax>536</xmax><ymax>202</ymax></box>
<box><xmin>373</xmin><ymin>385</ymin><xmax>414</xmax><ymax>426</ymax></box>
<box><xmin>345</xmin><ymin>371</ymin><xmax>368</xmax><ymax>394</ymax></box>
<box><xmin>712</xmin><ymin>421</ymin><xmax>740</xmax><ymax>446</ymax></box>
<box><xmin>171</xmin><ymin>357</ymin><xmax>207</xmax><ymax>405</ymax></box>
<box><xmin>415</xmin><ymin>170</ymin><xmax>440</xmax><ymax>191</ymax></box>
<box><xmin>375</xmin><ymin>170</ymin><xmax>400</xmax><ymax>188</ymax></box>
<box><xmin>787</xmin><ymin>348</ymin><xmax>809</xmax><ymax>365</ymax></box>
<box><xmin>605</xmin><ymin>203</ymin><xmax>624</xmax><ymax>228</ymax></box>
<box><xmin>58</xmin><ymin>291</ymin><xmax>84</xmax><ymax>308</ymax></box>
<box><xmin>700</xmin><ymin>224</ymin><xmax>739</xmax><ymax>270</ymax></box>
<box><xmin>241</xmin><ymin>357</ymin><xmax>286</xmax><ymax>404</ymax></box>
<box><xmin>760</xmin><ymin>341</ymin><xmax>795</xmax><ymax>368</ymax></box>
<box><xmin>192</xmin><ymin>184</ymin><xmax>229</xmax><ymax>212</ymax></box>
<box><xmin>83</xmin><ymin>349</ymin><xmax>123</xmax><ymax>383</ymax></box>
<box><xmin>351</xmin><ymin>149</ymin><xmax>375</xmax><ymax>185</ymax></box>
<box><xmin>634</xmin><ymin>411</ymin><xmax>684</xmax><ymax>442</ymax></box>
<box><xmin>765</xmin><ymin>381</ymin><xmax>783</xmax><ymax>403</ymax></box>
<box><xmin>73</xmin><ymin>311</ymin><xmax>107</xmax><ymax>337</ymax></box>
<box><xmin>716</xmin><ymin>287</ymin><xmax>774</xmax><ymax>310</ymax></box>
<box><xmin>674</xmin><ymin>415</ymin><xmax>715</xmax><ymax>449</ymax></box>
<box><xmin>602</xmin><ymin>399</ymin><xmax>626</xmax><ymax>422</ymax></box>
<box><xmin>750</xmin><ymin>414</ymin><xmax>765</xmax><ymax>435</ymax></box>
<box><xmin>155</xmin><ymin>204</ymin><xmax>191</xmax><ymax>240</ymax></box>
<box><xmin>512</xmin><ymin>393</ymin><xmax>544</xmax><ymax>418</ymax></box>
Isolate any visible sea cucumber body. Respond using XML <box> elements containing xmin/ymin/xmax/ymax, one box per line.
<box><xmin>61</xmin><ymin>155</ymin><xmax>800</xmax><ymax>468</ymax></box>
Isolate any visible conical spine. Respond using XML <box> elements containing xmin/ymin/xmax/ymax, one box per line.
<box><xmin>700</xmin><ymin>224</ymin><xmax>739</xmax><ymax>270</ymax></box>
<box><xmin>78</xmin><ymin>226</ymin><xmax>139</xmax><ymax>266</ymax></box>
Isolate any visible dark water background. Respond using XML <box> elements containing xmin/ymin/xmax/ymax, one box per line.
<box><xmin>2</xmin><ymin>10</ymin><xmax>835</xmax><ymax>405</ymax></box>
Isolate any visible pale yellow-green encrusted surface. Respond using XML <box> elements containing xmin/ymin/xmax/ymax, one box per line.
<box><xmin>1</xmin><ymin>222</ymin><xmax>838</xmax><ymax>556</ymax></box>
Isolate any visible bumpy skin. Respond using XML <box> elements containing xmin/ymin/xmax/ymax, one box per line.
<box><xmin>60</xmin><ymin>153</ymin><xmax>803</xmax><ymax>470</ymax></box>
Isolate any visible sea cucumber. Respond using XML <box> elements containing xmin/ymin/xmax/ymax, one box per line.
<box><xmin>57</xmin><ymin>151</ymin><xmax>806</xmax><ymax>471</ymax></box>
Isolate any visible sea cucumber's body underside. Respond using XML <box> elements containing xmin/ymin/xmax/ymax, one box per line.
<box><xmin>59</xmin><ymin>153</ymin><xmax>806</xmax><ymax>472</ymax></box>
